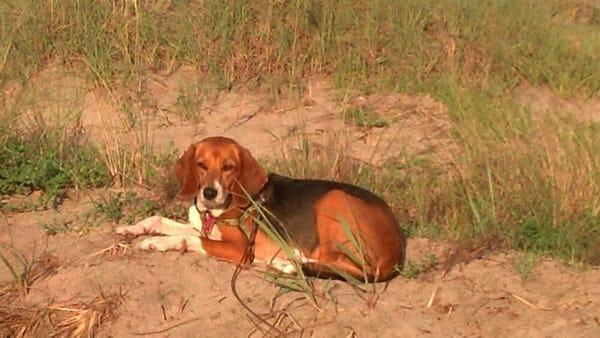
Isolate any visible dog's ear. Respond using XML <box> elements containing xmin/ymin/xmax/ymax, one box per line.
<box><xmin>235</xmin><ymin>145</ymin><xmax>267</xmax><ymax>202</ymax></box>
<box><xmin>175</xmin><ymin>144</ymin><xmax>199</xmax><ymax>200</ymax></box>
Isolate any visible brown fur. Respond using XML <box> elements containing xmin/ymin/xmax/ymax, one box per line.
<box><xmin>174</xmin><ymin>136</ymin><xmax>405</xmax><ymax>281</ymax></box>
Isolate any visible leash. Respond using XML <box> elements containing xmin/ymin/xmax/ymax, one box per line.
<box><xmin>228</xmin><ymin>203</ymin><xmax>284</xmax><ymax>337</ymax></box>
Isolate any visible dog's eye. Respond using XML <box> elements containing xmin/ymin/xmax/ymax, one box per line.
<box><xmin>197</xmin><ymin>162</ymin><xmax>208</xmax><ymax>170</ymax></box>
<box><xmin>222</xmin><ymin>164</ymin><xmax>235</xmax><ymax>172</ymax></box>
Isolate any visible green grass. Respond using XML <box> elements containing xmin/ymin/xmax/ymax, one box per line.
<box><xmin>342</xmin><ymin>105</ymin><xmax>389</xmax><ymax>128</ymax></box>
<box><xmin>38</xmin><ymin>218</ymin><xmax>72</xmax><ymax>236</ymax></box>
<box><xmin>1</xmin><ymin>1</ymin><xmax>597</xmax><ymax>95</ymax></box>
<box><xmin>512</xmin><ymin>252</ymin><xmax>539</xmax><ymax>281</ymax></box>
<box><xmin>0</xmin><ymin>121</ymin><xmax>109</xmax><ymax>210</ymax></box>
<box><xmin>89</xmin><ymin>191</ymin><xmax>174</xmax><ymax>225</ymax></box>
<box><xmin>403</xmin><ymin>254</ymin><xmax>438</xmax><ymax>279</ymax></box>
<box><xmin>378</xmin><ymin>97</ymin><xmax>600</xmax><ymax>264</ymax></box>
<box><xmin>1</xmin><ymin>0</ymin><xmax>599</xmax><ymax>266</ymax></box>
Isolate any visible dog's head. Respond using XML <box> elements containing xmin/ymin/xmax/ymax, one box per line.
<box><xmin>175</xmin><ymin>136</ymin><xmax>267</xmax><ymax>215</ymax></box>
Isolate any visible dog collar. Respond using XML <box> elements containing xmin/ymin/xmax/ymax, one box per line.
<box><xmin>193</xmin><ymin>196</ymin><xmax>257</xmax><ymax>236</ymax></box>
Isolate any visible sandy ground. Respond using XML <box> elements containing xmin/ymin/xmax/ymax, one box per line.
<box><xmin>1</xmin><ymin>67</ymin><xmax>599</xmax><ymax>337</ymax></box>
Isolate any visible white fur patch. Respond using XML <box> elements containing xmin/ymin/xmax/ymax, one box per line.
<box><xmin>188</xmin><ymin>205</ymin><xmax>222</xmax><ymax>241</ymax></box>
<box><xmin>254</xmin><ymin>249</ymin><xmax>317</xmax><ymax>274</ymax></box>
<box><xmin>188</xmin><ymin>206</ymin><xmax>203</xmax><ymax>231</ymax></box>
<box><xmin>268</xmin><ymin>258</ymin><xmax>297</xmax><ymax>274</ymax></box>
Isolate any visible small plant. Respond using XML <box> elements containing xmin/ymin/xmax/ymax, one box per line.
<box><xmin>88</xmin><ymin>190</ymin><xmax>180</xmax><ymax>226</ymax></box>
<box><xmin>174</xmin><ymin>86</ymin><xmax>205</xmax><ymax>122</ymax></box>
<box><xmin>38</xmin><ymin>219</ymin><xmax>72</xmax><ymax>236</ymax></box>
<box><xmin>402</xmin><ymin>254</ymin><xmax>438</xmax><ymax>279</ymax></box>
<box><xmin>512</xmin><ymin>252</ymin><xmax>539</xmax><ymax>281</ymax></box>
<box><xmin>0</xmin><ymin>246</ymin><xmax>59</xmax><ymax>300</ymax></box>
<box><xmin>251</xmin><ymin>205</ymin><xmax>317</xmax><ymax>305</ymax></box>
<box><xmin>0</xmin><ymin>123</ymin><xmax>109</xmax><ymax>210</ymax></box>
<box><xmin>90</xmin><ymin>191</ymin><xmax>157</xmax><ymax>225</ymax></box>
<box><xmin>342</xmin><ymin>105</ymin><xmax>389</xmax><ymax>128</ymax></box>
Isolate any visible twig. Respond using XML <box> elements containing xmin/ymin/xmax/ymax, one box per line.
<box><xmin>161</xmin><ymin>305</ymin><xmax>167</xmax><ymax>321</ymax></box>
<box><xmin>131</xmin><ymin>316</ymin><xmax>203</xmax><ymax>336</ymax></box>
<box><xmin>224</xmin><ymin>112</ymin><xmax>257</xmax><ymax>132</ymax></box>
<box><xmin>508</xmin><ymin>292</ymin><xmax>554</xmax><ymax>311</ymax></box>
<box><xmin>427</xmin><ymin>286</ymin><xmax>439</xmax><ymax>309</ymax></box>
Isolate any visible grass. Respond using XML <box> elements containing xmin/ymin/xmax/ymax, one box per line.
<box><xmin>1</xmin><ymin>1</ymin><xmax>597</xmax><ymax>95</ymax></box>
<box><xmin>0</xmin><ymin>291</ymin><xmax>123</xmax><ymax>337</ymax></box>
<box><xmin>0</xmin><ymin>247</ymin><xmax>59</xmax><ymax>300</ymax></box>
<box><xmin>0</xmin><ymin>117</ymin><xmax>109</xmax><ymax>210</ymax></box>
<box><xmin>38</xmin><ymin>218</ymin><xmax>72</xmax><ymax>236</ymax></box>
<box><xmin>0</xmin><ymin>0</ymin><xmax>598</xmax><ymax>267</ymax></box>
<box><xmin>234</xmin><ymin>188</ymin><xmax>388</xmax><ymax>334</ymax></box>
<box><xmin>403</xmin><ymin>254</ymin><xmax>439</xmax><ymax>279</ymax></box>
<box><xmin>512</xmin><ymin>252</ymin><xmax>539</xmax><ymax>281</ymax></box>
<box><xmin>342</xmin><ymin>105</ymin><xmax>389</xmax><ymax>128</ymax></box>
<box><xmin>89</xmin><ymin>190</ymin><xmax>183</xmax><ymax>226</ymax></box>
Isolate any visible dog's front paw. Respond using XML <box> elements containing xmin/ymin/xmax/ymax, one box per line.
<box><xmin>115</xmin><ymin>216</ymin><xmax>161</xmax><ymax>237</ymax></box>
<box><xmin>269</xmin><ymin>258</ymin><xmax>298</xmax><ymax>274</ymax></box>
<box><xmin>139</xmin><ymin>237</ymin><xmax>186</xmax><ymax>252</ymax></box>
<box><xmin>115</xmin><ymin>224</ymin><xmax>144</xmax><ymax>237</ymax></box>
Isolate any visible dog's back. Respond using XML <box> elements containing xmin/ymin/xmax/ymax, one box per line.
<box><xmin>258</xmin><ymin>173</ymin><xmax>405</xmax><ymax>279</ymax></box>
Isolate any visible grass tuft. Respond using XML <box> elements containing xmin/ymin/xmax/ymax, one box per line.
<box><xmin>342</xmin><ymin>105</ymin><xmax>389</xmax><ymax>128</ymax></box>
<box><xmin>0</xmin><ymin>292</ymin><xmax>123</xmax><ymax>337</ymax></box>
<box><xmin>0</xmin><ymin>119</ymin><xmax>109</xmax><ymax>210</ymax></box>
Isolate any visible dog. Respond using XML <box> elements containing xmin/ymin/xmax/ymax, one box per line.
<box><xmin>116</xmin><ymin>136</ymin><xmax>406</xmax><ymax>281</ymax></box>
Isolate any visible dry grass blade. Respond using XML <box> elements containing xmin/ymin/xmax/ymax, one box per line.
<box><xmin>507</xmin><ymin>291</ymin><xmax>554</xmax><ymax>312</ymax></box>
<box><xmin>426</xmin><ymin>286</ymin><xmax>439</xmax><ymax>309</ymax></box>
<box><xmin>88</xmin><ymin>242</ymin><xmax>133</xmax><ymax>258</ymax></box>
<box><xmin>0</xmin><ymin>292</ymin><xmax>123</xmax><ymax>337</ymax></box>
<box><xmin>0</xmin><ymin>247</ymin><xmax>60</xmax><ymax>299</ymax></box>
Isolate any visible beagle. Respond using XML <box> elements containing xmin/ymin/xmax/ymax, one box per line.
<box><xmin>116</xmin><ymin>136</ymin><xmax>406</xmax><ymax>281</ymax></box>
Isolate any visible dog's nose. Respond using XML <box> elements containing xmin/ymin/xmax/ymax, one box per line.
<box><xmin>202</xmin><ymin>187</ymin><xmax>218</xmax><ymax>200</ymax></box>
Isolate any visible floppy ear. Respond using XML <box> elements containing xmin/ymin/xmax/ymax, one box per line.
<box><xmin>175</xmin><ymin>144</ymin><xmax>199</xmax><ymax>200</ymax></box>
<box><xmin>235</xmin><ymin>145</ymin><xmax>267</xmax><ymax>202</ymax></box>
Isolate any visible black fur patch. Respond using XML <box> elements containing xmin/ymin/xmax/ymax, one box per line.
<box><xmin>256</xmin><ymin>173</ymin><xmax>391</xmax><ymax>252</ymax></box>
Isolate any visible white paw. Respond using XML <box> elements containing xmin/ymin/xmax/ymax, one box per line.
<box><xmin>138</xmin><ymin>237</ymin><xmax>185</xmax><ymax>251</ymax></box>
<box><xmin>269</xmin><ymin>258</ymin><xmax>297</xmax><ymax>274</ymax></box>
<box><xmin>115</xmin><ymin>216</ymin><xmax>161</xmax><ymax>236</ymax></box>
<box><xmin>115</xmin><ymin>224</ymin><xmax>144</xmax><ymax>236</ymax></box>
<box><xmin>281</xmin><ymin>263</ymin><xmax>297</xmax><ymax>274</ymax></box>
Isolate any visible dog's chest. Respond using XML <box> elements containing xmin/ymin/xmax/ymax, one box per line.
<box><xmin>188</xmin><ymin>206</ymin><xmax>222</xmax><ymax>241</ymax></box>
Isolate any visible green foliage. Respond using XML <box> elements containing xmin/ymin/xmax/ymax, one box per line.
<box><xmin>402</xmin><ymin>254</ymin><xmax>438</xmax><ymax>279</ymax></box>
<box><xmin>342</xmin><ymin>106</ymin><xmax>389</xmax><ymax>128</ymax></box>
<box><xmin>512</xmin><ymin>252</ymin><xmax>539</xmax><ymax>281</ymax></box>
<box><xmin>1</xmin><ymin>1</ymin><xmax>597</xmax><ymax>95</ymax></box>
<box><xmin>0</xmin><ymin>125</ymin><xmax>109</xmax><ymax>208</ymax></box>
<box><xmin>90</xmin><ymin>191</ymin><xmax>162</xmax><ymax>225</ymax></box>
<box><xmin>376</xmin><ymin>108</ymin><xmax>600</xmax><ymax>265</ymax></box>
<box><xmin>38</xmin><ymin>219</ymin><xmax>72</xmax><ymax>236</ymax></box>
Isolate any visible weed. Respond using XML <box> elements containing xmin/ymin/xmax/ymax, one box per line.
<box><xmin>512</xmin><ymin>252</ymin><xmax>539</xmax><ymax>281</ymax></box>
<box><xmin>38</xmin><ymin>219</ymin><xmax>71</xmax><ymax>236</ymax></box>
<box><xmin>89</xmin><ymin>191</ymin><xmax>162</xmax><ymax>225</ymax></box>
<box><xmin>0</xmin><ymin>119</ymin><xmax>109</xmax><ymax>210</ymax></box>
<box><xmin>0</xmin><ymin>246</ymin><xmax>59</xmax><ymax>300</ymax></box>
<box><xmin>402</xmin><ymin>254</ymin><xmax>439</xmax><ymax>279</ymax></box>
<box><xmin>342</xmin><ymin>105</ymin><xmax>389</xmax><ymax>128</ymax></box>
<box><xmin>174</xmin><ymin>86</ymin><xmax>206</xmax><ymax>123</ymax></box>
